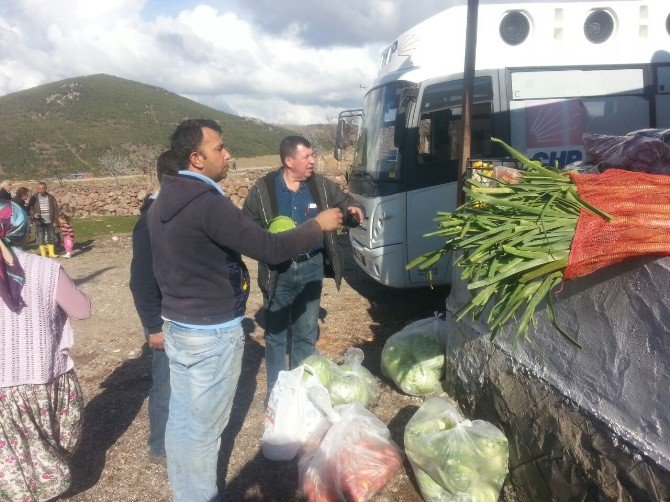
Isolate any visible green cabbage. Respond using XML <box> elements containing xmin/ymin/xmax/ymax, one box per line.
<box><xmin>329</xmin><ymin>372</ymin><xmax>374</xmax><ymax>406</ymax></box>
<box><xmin>381</xmin><ymin>332</ymin><xmax>445</xmax><ymax>396</ymax></box>
<box><xmin>405</xmin><ymin>398</ymin><xmax>509</xmax><ymax>502</ymax></box>
<box><xmin>303</xmin><ymin>354</ymin><xmax>336</xmax><ymax>388</ymax></box>
<box><xmin>267</xmin><ymin>215</ymin><xmax>296</xmax><ymax>233</ymax></box>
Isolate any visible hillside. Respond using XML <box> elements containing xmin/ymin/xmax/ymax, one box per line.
<box><xmin>0</xmin><ymin>74</ymin><xmax>297</xmax><ymax>178</ymax></box>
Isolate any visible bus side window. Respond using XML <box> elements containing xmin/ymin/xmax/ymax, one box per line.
<box><xmin>417</xmin><ymin>102</ymin><xmax>493</xmax><ymax>166</ymax></box>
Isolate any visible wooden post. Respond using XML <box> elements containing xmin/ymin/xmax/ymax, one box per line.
<box><xmin>457</xmin><ymin>0</ymin><xmax>480</xmax><ymax>206</ymax></box>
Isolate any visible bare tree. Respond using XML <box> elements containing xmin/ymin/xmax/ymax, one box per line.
<box><xmin>47</xmin><ymin>160</ymin><xmax>68</xmax><ymax>187</ymax></box>
<box><xmin>99</xmin><ymin>152</ymin><xmax>131</xmax><ymax>186</ymax></box>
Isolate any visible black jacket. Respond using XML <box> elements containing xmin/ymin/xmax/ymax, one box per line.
<box><xmin>147</xmin><ymin>174</ymin><xmax>323</xmax><ymax>325</ymax></box>
<box><xmin>129</xmin><ymin>195</ymin><xmax>163</xmax><ymax>334</ymax></box>
<box><xmin>28</xmin><ymin>192</ymin><xmax>59</xmax><ymax>224</ymax></box>
<box><xmin>242</xmin><ymin>170</ymin><xmax>361</xmax><ymax>301</ymax></box>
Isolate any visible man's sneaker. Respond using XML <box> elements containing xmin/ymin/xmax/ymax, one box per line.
<box><xmin>148</xmin><ymin>453</ymin><xmax>167</xmax><ymax>467</ymax></box>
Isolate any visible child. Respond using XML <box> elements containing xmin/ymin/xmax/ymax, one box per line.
<box><xmin>58</xmin><ymin>214</ymin><xmax>75</xmax><ymax>258</ymax></box>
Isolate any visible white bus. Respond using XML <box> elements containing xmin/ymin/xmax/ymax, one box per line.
<box><xmin>336</xmin><ymin>0</ymin><xmax>670</xmax><ymax>288</ymax></box>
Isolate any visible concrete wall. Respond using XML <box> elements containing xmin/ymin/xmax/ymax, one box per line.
<box><xmin>443</xmin><ymin>256</ymin><xmax>670</xmax><ymax>499</ymax></box>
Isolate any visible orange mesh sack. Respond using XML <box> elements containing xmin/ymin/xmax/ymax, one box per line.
<box><xmin>565</xmin><ymin>168</ymin><xmax>670</xmax><ymax>280</ymax></box>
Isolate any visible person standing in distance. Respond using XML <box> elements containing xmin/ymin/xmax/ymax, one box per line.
<box><xmin>243</xmin><ymin>135</ymin><xmax>364</xmax><ymax>394</ymax></box>
<box><xmin>28</xmin><ymin>182</ymin><xmax>59</xmax><ymax>258</ymax></box>
<box><xmin>147</xmin><ymin>119</ymin><xmax>342</xmax><ymax>501</ymax></box>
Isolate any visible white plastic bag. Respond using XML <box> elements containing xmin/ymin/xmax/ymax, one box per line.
<box><xmin>262</xmin><ymin>366</ymin><xmax>329</xmax><ymax>461</ymax></box>
<box><xmin>299</xmin><ymin>402</ymin><xmax>403</xmax><ymax>502</ymax></box>
<box><xmin>404</xmin><ymin>397</ymin><xmax>509</xmax><ymax>502</ymax></box>
<box><xmin>381</xmin><ymin>313</ymin><xmax>447</xmax><ymax>396</ymax></box>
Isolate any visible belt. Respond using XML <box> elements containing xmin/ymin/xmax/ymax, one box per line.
<box><xmin>292</xmin><ymin>249</ymin><xmax>322</xmax><ymax>263</ymax></box>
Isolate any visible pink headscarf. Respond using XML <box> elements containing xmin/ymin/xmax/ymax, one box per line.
<box><xmin>0</xmin><ymin>201</ymin><xmax>29</xmax><ymax>312</ymax></box>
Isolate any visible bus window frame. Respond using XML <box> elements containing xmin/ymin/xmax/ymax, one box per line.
<box><xmin>402</xmin><ymin>72</ymin><xmax>501</xmax><ymax>192</ymax></box>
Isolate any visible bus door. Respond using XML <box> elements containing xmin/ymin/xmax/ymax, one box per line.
<box><xmin>404</xmin><ymin>76</ymin><xmax>497</xmax><ymax>285</ymax></box>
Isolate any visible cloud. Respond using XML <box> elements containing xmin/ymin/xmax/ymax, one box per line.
<box><xmin>0</xmin><ymin>0</ymin><xmax>444</xmax><ymax>124</ymax></box>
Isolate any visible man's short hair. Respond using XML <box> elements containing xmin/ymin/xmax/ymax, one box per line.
<box><xmin>2</xmin><ymin>180</ymin><xmax>12</xmax><ymax>187</ymax></box>
<box><xmin>279</xmin><ymin>135</ymin><xmax>311</xmax><ymax>165</ymax></box>
<box><xmin>170</xmin><ymin>119</ymin><xmax>222</xmax><ymax>168</ymax></box>
<box><xmin>37</xmin><ymin>181</ymin><xmax>47</xmax><ymax>188</ymax></box>
<box><xmin>156</xmin><ymin>149</ymin><xmax>180</xmax><ymax>182</ymax></box>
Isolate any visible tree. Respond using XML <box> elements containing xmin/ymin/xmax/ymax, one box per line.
<box><xmin>98</xmin><ymin>152</ymin><xmax>131</xmax><ymax>186</ymax></box>
<box><xmin>47</xmin><ymin>160</ymin><xmax>68</xmax><ymax>187</ymax></box>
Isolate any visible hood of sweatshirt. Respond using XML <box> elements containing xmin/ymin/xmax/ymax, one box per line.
<box><xmin>155</xmin><ymin>174</ymin><xmax>217</xmax><ymax>223</ymax></box>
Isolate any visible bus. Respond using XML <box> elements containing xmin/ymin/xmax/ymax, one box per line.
<box><xmin>336</xmin><ymin>0</ymin><xmax>670</xmax><ymax>288</ymax></box>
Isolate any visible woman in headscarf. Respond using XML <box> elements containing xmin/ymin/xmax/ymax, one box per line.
<box><xmin>0</xmin><ymin>200</ymin><xmax>91</xmax><ymax>501</ymax></box>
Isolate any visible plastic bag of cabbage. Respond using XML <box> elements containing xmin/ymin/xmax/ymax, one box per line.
<box><xmin>381</xmin><ymin>313</ymin><xmax>447</xmax><ymax>396</ymax></box>
<box><xmin>404</xmin><ymin>397</ymin><xmax>509</xmax><ymax>502</ymax></box>
<box><xmin>304</xmin><ymin>348</ymin><xmax>378</xmax><ymax>408</ymax></box>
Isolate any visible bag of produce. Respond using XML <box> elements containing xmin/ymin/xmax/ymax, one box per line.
<box><xmin>329</xmin><ymin>348</ymin><xmax>378</xmax><ymax>407</ymax></box>
<box><xmin>299</xmin><ymin>402</ymin><xmax>403</xmax><ymax>502</ymax></box>
<box><xmin>303</xmin><ymin>352</ymin><xmax>339</xmax><ymax>389</ymax></box>
<box><xmin>381</xmin><ymin>313</ymin><xmax>447</xmax><ymax>396</ymax></box>
<box><xmin>262</xmin><ymin>366</ymin><xmax>329</xmax><ymax>461</ymax></box>
<box><xmin>404</xmin><ymin>397</ymin><xmax>509</xmax><ymax>502</ymax></box>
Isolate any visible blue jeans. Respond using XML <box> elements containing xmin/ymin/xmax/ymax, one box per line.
<box><xmin>264</xmin><ymin>252</ymin><xmax>323</xmax><ymax>391</ymax></box>
<box><xmin>147</xmin><ymin>342</ymin><xmax>170</xmax><ymax>457</ymax></box>
<box><xmin>163</xmin><ymin>321</ymin><xmax>245</xmax><ymax>502</ymax></box>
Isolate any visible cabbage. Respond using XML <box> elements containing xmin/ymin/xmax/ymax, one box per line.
<box><xmin>404</xmin><ymin>398</ymin><xmax>509</xmax><ymax>502</ymax></box>
<box><xmin>267</xmin><ymin>215</ymin><xmax>296</xmax><ymax>233</ymax></box>
<box><xmin>329</xmin><ymin>373</ymin><xmax>374</xmax><ymax>406</ymax></box>
<box><xmin>381</xmin><ymin>320</ymin><xmax>446</xmax><ymax>396</ymax></box>
<box><xmin>303</xmin><ymin>354</ymin><xmax>336</xmax><ymax>388</ymax></box>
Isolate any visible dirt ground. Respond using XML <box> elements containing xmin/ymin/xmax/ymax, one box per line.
<box><xmin>58</xmin><ymin>231</ymin><xmax>450</xmax><ymax>501</ymax></box>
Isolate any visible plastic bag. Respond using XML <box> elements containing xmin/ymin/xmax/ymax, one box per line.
<box><xmin>262</xmin><ymin>366</ymin><xmax>329</xmax><ymax>461</ymax></box>
<box><xmin>404</xmin><ymin>397</ymin><xmax>509</xmax><ymax>502</ymax></box>
<box><xmin>381</xmin><ymin>313</ymin><xmax>447</xmax><ymax>396</ymax></box>
<box><xmin>299</xmin><ymin>402</ymin><xmax>403</xmax><ymax>502</ymax></box>
<box><xmin>583</xmin><ymin>129</ymin><xmax>670</xmax><ymax>174</ymax></box>
<box><xmin>328</xmin><ymin>348</ymin><xmax>378</xmax><ymax>407</ymax></box>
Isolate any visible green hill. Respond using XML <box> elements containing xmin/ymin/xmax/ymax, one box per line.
<box><xmin>0</xmin><ymin>74</ymin><xmax>296</xmax><ymax>178</ymax></box>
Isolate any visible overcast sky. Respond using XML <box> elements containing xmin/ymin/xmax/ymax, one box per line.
<box><xmin>0</xmin><ymin>0</ymin><xmax>446</xmax><ymax>124</ymax></box>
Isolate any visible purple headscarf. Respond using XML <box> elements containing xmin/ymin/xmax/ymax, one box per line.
<box><xmin>0</xmin><ymin>201</ymin><xmax>29</xmax><ymax>312</ymax></box>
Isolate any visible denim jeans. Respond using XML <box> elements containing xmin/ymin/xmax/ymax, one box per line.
<box><xmin>34</xmin><ymin>223</ymin><xmax>56</xmax><ymax>244</ymax></box>
<box><xmin>163</xmin><ymin>321</ymin><xmax>245</xmax><ymax>502</ymax></box>
<box><xmin>264</xmin><ymin>252</ymin><xmax>323</xmax><ymax>391</ymax></box>
<box><xmin>147</xmin><ymin>343</ymin><xmax>170</xmax><ymax>457</ymax></box>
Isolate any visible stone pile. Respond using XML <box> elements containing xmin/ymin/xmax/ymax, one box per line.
<box><xmin>41</xmin><ymin>165</ymin><xmax>348</xmax><ymax>218</ymax></box>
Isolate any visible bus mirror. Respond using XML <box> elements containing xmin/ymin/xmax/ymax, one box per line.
<box><xmin>334</xmin><ymin>109</ymin><xmax>363</xmax><ymax>161</ymax></box>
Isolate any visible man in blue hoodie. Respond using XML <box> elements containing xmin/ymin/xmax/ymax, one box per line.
<box><xmin>147</xmin><ymin>119</ymin><xmax>343</xmax><ymax>501</ymax></box>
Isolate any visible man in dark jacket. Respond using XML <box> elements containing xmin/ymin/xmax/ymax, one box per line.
<box><xmin>147</xmin><ymin>119</ymin><xmax>343</xmax><ymax>501</ymax></box>
<box><xmin>242</xmin><ymin>135</ymin><xmax>363</xmax><ymax>393</ymax></box>
<box><xmin>129</xmin><ymin>149</ymin><xmax>179</xmax><ymax>467</ymax></box>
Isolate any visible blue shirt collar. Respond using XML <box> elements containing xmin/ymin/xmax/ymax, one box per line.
<box><xmin>179</xmin><ymin>170</ymin><xmax>226</xmax><ymax>197</ymax></box>
<box><xmin>279</xmin><ymin>171</ymin><xmax>306</xmax><ymax>192</ymax></box>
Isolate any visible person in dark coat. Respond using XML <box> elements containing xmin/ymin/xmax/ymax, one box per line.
<box><xmin>129</xmin><ymin>150</ymin><xmax>180</xmax><ymax>467</ymax></box>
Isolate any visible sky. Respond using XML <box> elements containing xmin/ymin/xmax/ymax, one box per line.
<box><xmin>0</xmin><ymin>0</ymin><xmax>447</xmax><ymax>125</ymax></box>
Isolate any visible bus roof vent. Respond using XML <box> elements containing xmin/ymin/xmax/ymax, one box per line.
<box><xmin>584</xmin><ymin>9</ymin><xmax>615</xmax><ymax>44</ymax></box>
<box><xmin>499</xmin><ymin>11</ymin><xmax>530</xmax><ymax>46</ymax></box>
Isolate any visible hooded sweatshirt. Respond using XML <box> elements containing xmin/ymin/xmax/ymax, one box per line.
<box><xmin>147</xmin><ymin>173</ymin><xmax>323</xmax><ymax>325</ymax></box>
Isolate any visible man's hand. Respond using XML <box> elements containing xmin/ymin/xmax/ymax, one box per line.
<box><xmin>147</xmin><ymin>332</ymin><xmax>165</xmax><ymax>350</ymax></box>
<box><xmin>347</xmin><ymin>206</ymin><xmax>364</xmax><ymax>224</ymax></box>
<box><xmin>314</xmin><ymin>208</ymin><xmax>344</xmax><ymax>231</ymax></box>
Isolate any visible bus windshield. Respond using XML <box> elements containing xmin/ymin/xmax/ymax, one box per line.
<box><xmin>351</xmin><ymin>82</ymin><xmax>406</xmax><ymax>181</ymax></box>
